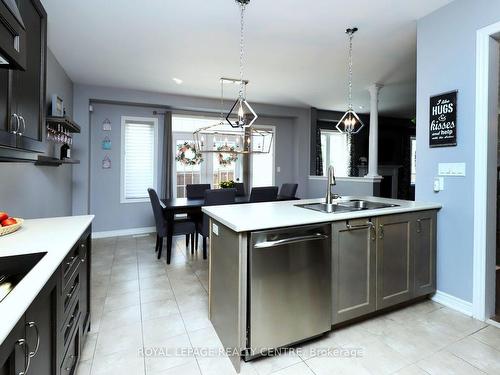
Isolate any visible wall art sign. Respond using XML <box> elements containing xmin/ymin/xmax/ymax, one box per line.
<box><xmin>102</xmin><ymin>118</ymin><xmax>112</xmax><ymax>131</ymax></box>
<box><xmin>429</xmin><ymin>90</ymin><xmax>457</xmax><ymax>148</ymax></box>
<box><xmin>102</xmin><ymin>136</ymin><xmax>112</xmax><ymax>150</ymax></box>
<box><xmin>102</xmin><ymin>155</ymin><xmax>111</xmax><ymax>169</ymax></box>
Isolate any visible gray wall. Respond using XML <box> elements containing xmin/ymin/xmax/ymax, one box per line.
<box><xmin>0</xmin><ymin>49</ymin><xmax>74</xmax><ymax>218</ymax></box>
<box><xmin>416</xmin><ymin>0</ymin><xmax>500</xmax><ymax>303</ymax></box>
<box><xmin>72</xmin><ymin>84</ymin><xmax>311</xmax><ymax>221</ymax></box>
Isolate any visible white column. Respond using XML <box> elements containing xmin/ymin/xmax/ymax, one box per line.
<box><xmin>366</xmin><ymin>83</ymin><xmax>383</xmax><ymax>178</ymax></box>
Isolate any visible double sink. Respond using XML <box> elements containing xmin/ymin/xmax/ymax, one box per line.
<box><xmin>296</xmin><ymin>199</ymin><xmax>399</xmax><ymax>214</ymax></box>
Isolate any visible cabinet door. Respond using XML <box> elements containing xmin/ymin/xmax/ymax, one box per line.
<box><xmin>413</xmin><ymin>211</ymin><xmax>437</xmax><ymax>297</ymax></box>
<box><xmin>376</xmin><ymin>214</ymin><xmax>413</xmax><ymax>309</ymax></box>
<box><xmin>79</xmin><ymin>234</ymin><xmax>91</xmax><ymax>335</ymax></box>
<box><xmin>25</xmin><ymin>274</ymin><xmax>56</xmax><ymax>375</ymax></box>
<box><xmin>332</xmin><ymin>219</ymin><xmax>376</xmax><ymax>324</ymax></box>
<box><xmin>0</xmin><ymin>319</ymin><xmax>27</xmax><ymax>375</ymax></box>
<box><xmin>11</xmin><ymin>0</ymin><xmax>45</xmax><ymax>152</ymax></box>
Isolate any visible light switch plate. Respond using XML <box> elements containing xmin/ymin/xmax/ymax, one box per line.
<box><xmin>212</xmin><ymin>223</ymin><xmax>219</xmax><ymax>236</ymax></box>
<box><xmin>433</xmin><ymin>177</ymin><xmax>444</xmax><ymax>192</ymax></box>
<box><xmin>438</xmin><ymin>162</ymin><xmax>466</xmax><ymax>176</ymax></box>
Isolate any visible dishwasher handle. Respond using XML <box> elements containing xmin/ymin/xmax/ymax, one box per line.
<box><xmin>254</xmin><ymin>233</ymin><xmax>328</xmax><ymax>249</ymax></box>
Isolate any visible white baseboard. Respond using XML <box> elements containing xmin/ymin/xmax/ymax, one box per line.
<box><xmin>431</xmin><ymin>290</ymin><xmax>473</xmax><ymax>316</ymax></box>
<box><xmin>92</xmin><ymin>226</ymin><xmax>156</xmax><ymax>239</ymax></box>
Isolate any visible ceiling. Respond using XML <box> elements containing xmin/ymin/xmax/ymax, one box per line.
<box><xmin>41</xmin><ymin>0</ymin><xmax>453</xmax><ymax>118</ymax></box>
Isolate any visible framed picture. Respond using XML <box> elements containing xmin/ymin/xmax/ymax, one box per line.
<box><xmin>51</xmin><ymin>94</ymin><xmax>64</xmax><ymax>117</ymax></box>
<box><xmin>429</xmin><ymin>90</ymin><xmax>457</xmax><ymax>147</ymax></box>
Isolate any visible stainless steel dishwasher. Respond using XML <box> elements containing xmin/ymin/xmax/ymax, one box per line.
<box><xmin>248</xmin><ymin>223</ymin><xmax>331</xmax><ymax>356</ymax></box>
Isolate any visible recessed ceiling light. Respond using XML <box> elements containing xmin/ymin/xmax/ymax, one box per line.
<box><xmin>172</xmin><ymin>77</ymin><xmax>183</xmax><ymax>85</ymax></box>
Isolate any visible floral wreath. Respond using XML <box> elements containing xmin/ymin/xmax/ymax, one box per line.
<box><xmin>217</xmin><ymin>145</ymin><xmax>238</xmax><ymax>167</ymax></box>
<box><xmin>175</xmin><ymin>142</ymin><xmax>203</xmax><ymax>166</ymax></box>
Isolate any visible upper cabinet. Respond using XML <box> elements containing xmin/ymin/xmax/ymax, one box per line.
<box><xmin>0</xmin><ymin>0</ymin><xmax>27</xmax><ymax>70</ymax></box>
<box><xmin>0</xmin><ymin>0</ymin><xmax>45</xmax><ymax>156</ymax></box>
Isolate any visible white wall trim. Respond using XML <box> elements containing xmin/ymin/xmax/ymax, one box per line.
<box><xmin>92</xmin><ymin>226</ymin><xmax>156</xmax><ymax>239</ymax></box>
<box><xmin>432</xmin><ymin>290</ymin><xmax>473</xmax><ymax>317</ymax></box>
<box><xmin>473</xmin><ymin>21</ymin><xmax>500</xmax><ymax>321</ymax></box>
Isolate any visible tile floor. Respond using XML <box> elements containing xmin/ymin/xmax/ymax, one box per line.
<box><xmin>76</xmin><ymin>234</ymin><xmax>500</xmax><ymax>375</ymax></box>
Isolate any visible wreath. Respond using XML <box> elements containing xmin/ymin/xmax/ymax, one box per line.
<box><xmin>217</xmin><ymin>145</ymin><xmax>238</xmax><ymax>167</ymax></box>
<box><xmin>175</xmin><ymin>142</ymin><xmax>203</xmax><ymax>166</ymax></box>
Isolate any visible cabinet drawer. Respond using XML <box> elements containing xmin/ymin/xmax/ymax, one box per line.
<box><xmin>62</xmin><ymin>248</ymin><xmax>81</xmax><ymax>291</ymax></box>
<box><xmin>63</xmin><ymin>271</ymin><xmax>80</xmax><ymax>317</ymax></box>
<box><xmin>60</xmin><ymin>329</ymin><xmax>79</xmax><ymax>375</ymax></box>
<box><xmin>63</xmin><ymin>300</ymin><xmax>80</xmax><ymax>351</ymax></box>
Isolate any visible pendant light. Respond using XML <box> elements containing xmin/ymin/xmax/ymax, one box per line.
<box><xmin>336</xmin><ymin>27</ymin><xmax>364</xmax><ymax>135</ymax></box>
<box><xmin>226</xmin><ymin>0</ymin><xmax>258</xmax><ymax>128</ymax></box>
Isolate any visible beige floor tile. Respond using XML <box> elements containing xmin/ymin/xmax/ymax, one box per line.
<box><xmin>392</xmin><ymin>364</ymin><xmax>429</xmax><ymax>375</ymax></box>
<box><xmin>80</xmin><ymin>333</ymin><xmax>98</xmax><ymax>362</ymax></box>
<box><xmin>143</xmin><ymin>315</ymin><xmax>187</xmax><ymax>346</ymax></box>
<box><xmin>95</xmin><ymin>322</ymin><xmax>143</xmax><ymax>356</ymax></box>
<box><xmin>103</xmin><ymin>290</ymin><xmax>140</xmax><ymax>312</ymax></box>
<box><xmin>295</xmin><ymin>332</ymin><xmax>338</xmax><ymax>360</ymax></box>
<box><xmin>107</xmin><ymin>279</ymin><xmax>140</xmax><ymax>296</ymax></box>
<box><xmin>330</xmin><ymin>324</ymin><xmax>378</xmax><ymax>347</ymax></box>
<box><xmin>305</xmin><ymin>355</ymin><xmax>370</xmax><ymax>375</ymax></box>
<box><xmin>417</xmin><ymin>350</ymin><xmax>485</xmax><ymax>375</ymax></box>
<box><xmin>180</xmin><ymin>309</ymin><xmax>212</xmax><ymax>332</ymax></box>
<box><xmin>142</xmin><ymin>298</ymin><xmax>180</xmax><ymax>321</ymax></box>
<box><xmin>147</xmin><ymin>360</ymin><xmax>201</xmax><ymax>375</ymax></box>
<box><xmin>141</xmin><ymin>287</ymin><xmax>175</xmax><ymax>304</ymax></box>
<box><xmin>144</xmin><ymin>334</ymin><xmax>195</xmax><ymax>373</ymax></box>
<box><xmin>270</xmin><ymin>362</ymin><xmax>315</xmax><ymax>375</ymax></box>
<box><xmin>75</xmin><ymin>359</ymin><xmax>92</xmax><ymax>375</ymax></box>
<box><xmin>384</xmin><ymin>300</ymin><xmax>443</xmax><ymax>323</ymax></box>
<box><xmin>249</xmin><ymin>352</ymin><xmax>302</xmax><ymax>375</ymax></box>
<box><xmin>188</xmin><ymin>326</ymin><xmax>224</xmax><ymax>351</ymax></box>
<box><xmin>141</xmin><ymin>275</ymin><xmax>170</xmax><ymax>291</ymax></box>
<box><xmin>99</xmin><ymin>304</ymin><xmax>141</xmax><ymax>331</ymax></box>
<box><xmin>423</xmin><ymin>307</ymin><xmax>487</xmax><ymax>336</ymax></box>
<box><xmin>471</xmin><ymin>325</ymin><xmax>500</xmax><ymax>351</ymax></box>
<box><xmin>92</xmin><ymin>348</ymin><xmax>145</xmax><ymax>375</ymax></box>
<box><xmin>357</xmin><ymin>338</ymin><xmax>411</xmax><ymax>374</ymax></box>
<box><xmin>446</xmin><ymin>336</ymin><xmax>500</xmax><ymax>374</ymax></box>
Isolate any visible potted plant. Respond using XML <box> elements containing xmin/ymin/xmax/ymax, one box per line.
<box><xmin>220</xmin><ymin>180</ymin><xmax>235</xmax><ymax>189</ymax></box>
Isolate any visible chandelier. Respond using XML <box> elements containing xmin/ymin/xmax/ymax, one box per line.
<box><xmin>226</xmin><ymin>0</ymin><xmax>258</xmax><ymax>128</ymax></box>
<box><xmin>336</xmin><ymin>27</ymin><xmax>365</xmax><ymax>135</ymax></box>
<box><xmin>193</xmin><ymin>78</ymin><xmax>272</xmax><ymax>155</ymax></box>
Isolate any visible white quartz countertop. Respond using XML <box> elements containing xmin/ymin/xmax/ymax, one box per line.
<box><xmin>202</xmin><ymin>196</ymin><xmax>441</xmax><ymax>232</ymax></box>
<box><xmin>0</xmin><ymin>215</ymin><xmax>94</xmax><ymax>345</ymax></box>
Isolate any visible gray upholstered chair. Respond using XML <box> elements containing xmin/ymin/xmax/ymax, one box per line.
<box><xmin>249</xmin><ymin>186</ymin><xmax>278</xmax><ymax>203</ymax></box>
<box><xmin>233</xmin><ymin>182</ymin><xmax>246</xmax><ymax>197</ymax></box>
<box><xmin>197</xmin><ymin>188</ymin><xmax>236</xmax><ymax>259</ymax></box>
<box><xmin>147</xmin><ymin>188</ymin><xmax>196</xmax><ymax>263</ymax></box>
<box><xmin>278</xmin><ymin>183</ymin><xmax>298</xmax><ymax>200</ymax></box>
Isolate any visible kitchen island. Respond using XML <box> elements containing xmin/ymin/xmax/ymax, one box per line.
<box><xmin>202</xmin><ymin>196</ymin><xmax>441</xmax><ymax>372</ymax></box>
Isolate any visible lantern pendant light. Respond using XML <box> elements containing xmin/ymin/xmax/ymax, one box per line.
<box><xmin>336</xmin><ymin>27</ymin><xmax>364</xmax><ymax>135</ymax></box>
<box><xmin>226</xmin><ymin>0</ymin><xmax>258</xmax><ymax>128</ymax></box>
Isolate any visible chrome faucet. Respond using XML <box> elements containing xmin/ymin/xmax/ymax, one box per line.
<box><xmin>325</xmin><ymin>165</ymin><xmax>340</xmax><ymax>204</ymax></box>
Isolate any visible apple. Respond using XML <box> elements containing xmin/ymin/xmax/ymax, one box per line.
<box><xmin>0</xmin><ymin>212</ymin><xmax>8</xmax><ymax>222</ymax></box>
<box><xmin>1</xmin><ymin>218</ymin><xmax>17</xmax><ymax>227</ymax></box>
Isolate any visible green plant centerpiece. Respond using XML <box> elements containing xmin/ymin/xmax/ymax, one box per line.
<box><xmin>219</xmin><ymin>180</ymin><xmax>235</xmax><ymax>189</ymax></box>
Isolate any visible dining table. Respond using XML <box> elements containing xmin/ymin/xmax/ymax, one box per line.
<box><xmin>160</xmin><ymin>196</ymin><xmax>251</xmax><ymax>263</ymax></box>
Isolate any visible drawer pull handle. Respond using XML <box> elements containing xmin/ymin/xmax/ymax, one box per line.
<box><xmin>16</xmin><ymin>338</ymin><xmax>31</xmax><ymax>375</ymax></box>
<box><xmin>26</xmin><ymin>321</ymin><xmax>40</xmax><ymax>358</ymax></box>
<box><xmin>379</xmin><ymin>225</ymin><xmax>384</xmax><ymax>239</ymax></box>
<box><xmin>416</xmin><ymin>219</ymin><xmax>422</xmax><ymax>233</ymax></box>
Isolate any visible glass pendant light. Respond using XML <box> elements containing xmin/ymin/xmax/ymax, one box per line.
<box><xmin>226</xmin><ymin>0</ymin><xmax>258</xmax><ymax>128</ymax></box>
<box><xmin>336</xmin><ymin>27</ymin><xmax>365</xmax><ymax>135</ymax></box>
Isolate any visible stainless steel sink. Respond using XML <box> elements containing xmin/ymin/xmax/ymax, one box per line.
<box><xmin>296</xmin><ymin>199</ymin><xmax>398</xmax><ymax>214</ymax></box>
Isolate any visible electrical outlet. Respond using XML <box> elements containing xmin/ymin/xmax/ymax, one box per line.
<box><xmin>212</xmin><ymin>223</ymin><xmax>219</xmax><ymax>236</ymax></box>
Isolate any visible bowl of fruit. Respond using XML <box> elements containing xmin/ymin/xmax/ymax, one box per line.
<box><xmin>0</xmin><ymin>212</ymin><xmax>23</xmax><ymax>236</ymax></box>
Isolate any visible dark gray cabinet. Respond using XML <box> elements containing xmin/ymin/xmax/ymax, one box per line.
<box><xmin>332</xmin><ymin>218</ymin><xmax>376</xmax><ymax>324</ymax></box>
<box><xmin>0</xmin><ymin>225</ymin><xmax>91</xmax><ymax>375</ymax></box>
<box><xmin>0</xmin><ymin>0</ymin><xmax>45</xmax><ymax>154</ymax></box>
<box><xmin>376</xmin><ymin>213</ymin><xmax>413</xmax><ymax>309</ymax></box>
<box><xmin>413</xmin><ymin>211</ymin><xmax>437</xmax><ymax>297</ymax></box>
<box><xmin>0</xmin><ymin>0</ymin><xmax>27</xmax><ymax>70</ymax></box>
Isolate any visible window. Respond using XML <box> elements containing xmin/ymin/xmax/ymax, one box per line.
<box><xmin>120</xmin><ymin>117</ymin><xmax>158</xmax><ymax>203</ymax></box>
<box><xmin>320</xmin><ymin>129</ymin><xmax>349</xmax><ymax>177</ymax></box>
<box><xmin>410</xmin><ymin>136</ymin><xmax>416</xmax><ymax>185</ymax></box>
<box><xmin>251</xmin><ymin>126</ymin><xmax>275</xmax><ymax>187</ymax></box>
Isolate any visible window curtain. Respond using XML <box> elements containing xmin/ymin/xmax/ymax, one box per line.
<box><xmin>315</xmin><ymin>126</ymin><xmax>323</xmax><ymax>175</ymax></box>
<box><xmin>161</xmin><ymin>111</ymin><xmax>173</xmax><ymax>199</ymax></box>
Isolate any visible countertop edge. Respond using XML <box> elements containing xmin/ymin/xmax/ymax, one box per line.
<box><xmin>0</xmin><ymin>215</ymin><xmax>94</xmax><ymax>345</ymax></box>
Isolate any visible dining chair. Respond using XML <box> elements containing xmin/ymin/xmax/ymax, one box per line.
<box><xmin>278</xmin><ymin>183</ymin><xmax>298</xmax><ymax>200</ymax></box>
<box><xmin>185</xmin><ymin>184</ymin><xmax>210</xmax><ymax>250</ymax></box>
<box><xmin>147</xmin><ymin>188</ymin><xmax>196</xmax><ymax>263</ymax></box>
<box><xmin>197</xmin><ymin>188</ymin><xmax>236</xmax><ymax>259</ymax></box>
<box><xmin>234</xmin><ymin>182</ymin><xmax>246</xmax><ymax>196</ymax></box>
<box><xmin>249</xmin><ymin>186</ymin><xmax>279</xmax><ymax>203</ymax></box>
<box><xmin>186</xmin><ymin>184</ymin><xmax>211</xmax><ymax>198</ymax></box>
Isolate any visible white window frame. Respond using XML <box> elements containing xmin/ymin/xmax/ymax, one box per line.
<box><xmin>250</xmin><ymin>124</ymin><xmax>276</xmax><ymax>187</ymax></box>
<box><xmin>320</xmin><ymin>129</ymin><xmax>349</xmax><ymax>177</ymax></box>
<box><xmin>120</xmin><ymin>116</ymin><xmax>159</xmax><ymax>203</ymax></box>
